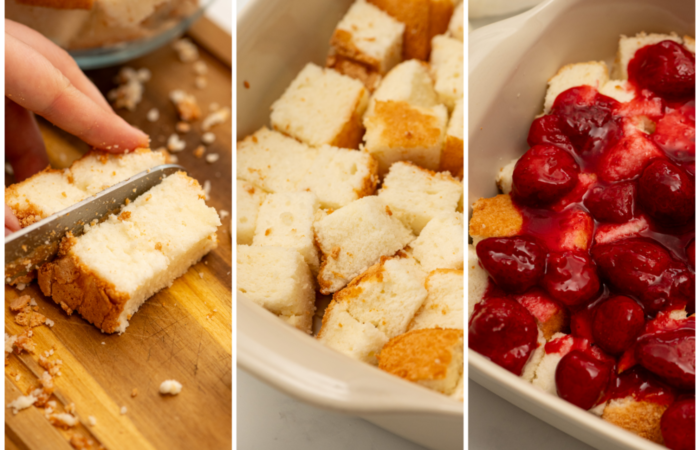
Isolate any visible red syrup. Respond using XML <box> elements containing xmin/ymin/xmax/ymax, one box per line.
<box><xmin>472</xmin><ymin>40</ymin><xmax>696</xmax><ymax>407</ymax></box>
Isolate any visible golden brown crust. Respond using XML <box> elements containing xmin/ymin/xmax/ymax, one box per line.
<box><xmin>378</xmin><ymin>328</ymin><xmax>463</xmax><ymax>382</ymax></box>
<box><xmin>352</xmin><ymin>152</ymin><xmax>379</xmax><ymax>199</ymax></box>
<box><xmin>5</xmin><ymin>166</ymin><xmax>61</xmax><ymax>228</ymax></box>
<box><xmin>440</xmin><ymin>134</ymin><xmax>463</xmax><ymax>179</ymax></box>
<box><xmin>469</xmin><ymin>195</ymin><xmax>523</xmax><ymax>239</ymax></box>
<box><xmin>38</xmin><ymin>252</ymin><xmax>130</xmax><ymax>333</ymax></box>
<box><xmin>372</xmin><ymin>100</ymin><xmax>442</xmax><ymax>149</ymax></box>
<box><xmin>330</xmin><ymin>90</ymin><xmax>367</xmax><ymax>149</ymax></box>
<box><xmin>330</xmin><ymin>29</ymin><xmax>381</xmax><ymax>71</ymax></box>
<box><xmin>367</xmin><ymin>0</ymin><xmax>431</xmax><ymax>60</ymax></box>
<box><xmin>428</xmin><ymin>0</ymin><xmax>454</xmax><ymax>41</ymax></box>
<box><xmin>602</xmin><ymin>399</ymin><xmax>667</xmax><ymax>445</ymax></box>
<box><xmin>327</xmin><ymin>53</ymin><xmax>382</xmax><ymax>92</ymax></box>
<box><xmin>15</xmin><ymin>0</ymin><xmax>93</xmax><ymax>9</ymax></box>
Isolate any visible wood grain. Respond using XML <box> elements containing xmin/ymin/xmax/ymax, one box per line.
<box><xmin>5</xmin><ymin>17</ymin><xmax>232</xmax><ymax>450</ymax></box>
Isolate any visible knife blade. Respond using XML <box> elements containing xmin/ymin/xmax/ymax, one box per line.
<box><xmin>5</xmin><ymin>164</ymin><xmax>185</xmax><ymax>285</ymax></box>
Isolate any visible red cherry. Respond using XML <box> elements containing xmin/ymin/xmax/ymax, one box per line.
<box><xmin>661</xmin><ymin>397</ymin><xmax>695</xmax><ymax>450</ymax></box>
<box><xmin>468</xmin><ymin>297</ymin><xmax>539</xmax><ymax>376</ymax></box>
<box><xmin>555</xmin><ymin>350</ymin><xmax>611</xmax><ymax>410</ymax></box>
<box><xmin>583</xmin><ymin>182</ymin><xmax>637</xmax><ymax>223</ymax></box>
<box><xmin>542</xmin><ymin>251</ymin><xmax>600</xmax><ymax>306</ymax></box>
<box><xmin>551</xmin><ymin>86</ymin><xmax>621</xmax><ymax>154</ymax></box>
<box><xmin>638</xmin><ymin>159</ymin><xmax>694</xmax><ymax>227</ymax></box>
<box><xmin>636</xmin><ymin>328</ymin><xmax>695</xmax><ymax>390</ymax></box>
<box><xmin>591</xmin><ymin>238</ymin><xmax>692</xmax><ymax>313</ymax></box>
<box><xmin>687</xmin><ymin>239</ymin><xmax>695</xmax><ymax>271</ymax></box>
<box><xmin>476</xmin><ymin>236</ymin><xmax>546</xmax><ymax>294</ymax></box>
<box><xmin>653</xmin><ymin>107</ymin><xmax>696</xmax><ymax>166</ymax></box>
<box><xmin>527</xmin><ymin>115</ymin><xmax>576</xmax><ymax>153</ymax></box>
<box><xmin>628</xmin><ymin>40</ymin><xmax>695</xmax><ymax>100</ymax></box>
<box><xmin>592</xmin><ymin>296</ymin><xmax>645</xmax><ymax>355</ymax></box>
<box><xmin>512</xmin><ymin>144</ymin><xmax>580</xmax><ymax>207</ymax></box>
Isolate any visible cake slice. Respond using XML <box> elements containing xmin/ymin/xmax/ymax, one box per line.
<box><xmin>440</xmin><ymin>98</ymin><xmax>463</xmax><ymax>178</ymax></box>
<box><xmin>378</xmin><ymin>162</ymin><xmax>462</xmax><ymax>234</ymax></box>
<box><xmin>6</xmin><ymin>148</ymin><xmax>168</xmax><ymax>228</ymax></box>
<box><xmin>364</xmin><ymin>101</ymin><xmax>448</xmax><ymax>175</ymax></box>
<box><xmin>314</xmin><ymin>196</ymin><xmax>415</xmax><ymax>294</ymax></box>
<box><xmin>378</xmin><ymin>328</ymin><xmax>463</xmax><ymax>395</ymax></box>
<box><xmin>236</xmin><ymin>180</ymin><xmax>267</xmax><ymax>245</ymax></box>
<box><xmin>330</xmin><ymin>0</ymin><xmax>405</xmax><ymax>74</ymax></box>
<box><xmin>408</xmin><ymin>269</ymin><xmax>463</xmax><ymax>331</ymax></box>
<box><xmin>237</xmin><ymin>245</ymin><xmax>316</xmax><ymax>334</ymax></box>
<box><xmin>468</xmin><ymin>195</ymin><xmax>523</xmax><ymax>245</ymax></box>
<box><xmin>317</xmin><ymin>255</ymin><xmax>427</xmax><ymax>363</ymax></box>
<box><xmin>37</xmin><ymin>172</ymin><xmax>221</xmax><ymax>334</ymax></box>
<box><xmin>252</xmin><ymin>192</ymin><xmax>320</xmax><ymax>275</ymax></box>
<box><xmin>366</xmin><ymin>59</ymin><xmax>440</xmax><ymax>117</ymax></box>
<box><xmin>270</xmin><ymin>63</ymin><xmax>369</xmax><ymax>149</ymax></box>
<box><xmin>430</xmin><ymin>34</ymin><xmax>463</xmax><ymax>112</ymax></box>
<box><xmin>409</xmin><ymin>212</ymin><xmax>463</xmax><ymax>273</ymax></box>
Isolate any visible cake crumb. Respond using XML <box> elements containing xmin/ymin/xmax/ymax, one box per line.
<box><xmin>88</xmin><ymin>416</ymin><xmax>97</xmax><ymax>426</ymax></box>
<box><xmin>14</xmin><ymin>332</ymin><xmax>36</xmax><ymax>354</ymax></box>
<box><xmin>195</xmin><ymin>77</ymin><xmax>207</xmax><ymax>89</ymax></box>
<box><xmin>193</xmin><ymin>61</ymin><xmax>207</xmax><ymax>75</ymax></box>
<box><xmin>101</xmin><ymin>342</ymin><xmax>105</xmax><ymax>345</ymax></box>
<box><xmin>202</xmin><ymin>181</ymin><xmax>211</xmax><ymax>201</ymax></box>
<box><xmin>108</xmin><ymin>67</ymin><xmax>150</xmax><ymax>111</ymax></box>
<box><xmin>205</xmin><ymin>153</ymin><xmax>219</xmax><ymax>164</ymax></box>
<box><xmin>170</xmin><ymin>90</ymin><xmax>201</xmax><ymax>122</ymax></box>
<box><xmin>167</xmin><ymin>134</ymin><xmax>186</xmax><ymax>152</ymax></box>
<box><xmin>39</xmin><ymin>355</ymin><xmax>63</xmax><ymax>376</ymax></box>
<box><xmin>175</xmin><ymin>122</ymin><xmax>191</xmax><ymax>133</ymax></box>
<box><xmin>219</xmin><ymin>210</ymin><xmax>229</xmax><ymax>220</ymax></box>
<box><xmin>9</xmin><ymin>295</ymin><xmax>30</xmax><ymax>312</ymax></box>
<box><xmin>159</xmin><ymin>380</ymin><xmax>182</xmax><ymax>395</ymax></box>
<box><xmin>45</xmin><ymin>318</ymin><xmax>55</xmax><ymax>328</ymax></box>
<box><xmin>118</xmin><ymin>211</ymin><xmax>131</xmax><ymax>221</ymax></box>
<box><xmin>147</xmin><ymin>108</ymin><xmax>159</xmax><ymax>122</ymax></box>
<box><xmin>193</xmin><ymin>145</ymin><xmax>205</xmax><ymax>158</ymax></box>
<box><xmin>198</xmin><ymin>272</ymin><xmax>204</xmax><ymax>279</ymax></box>
<box><xmin>8</xmin><ymin>394</ymin><xmax>37</xmax><ymax>414</ymax></box>
<box><xmin>69</xmin><ymin>433</ymin><xmax>93</xmax><ymax>449</ymax></box>
<box><xmin>202</xmin><ymin>107</ymin><xmax>230</xmax><ymax>131</ymax></box>
<box><xmin>29</xmin><ymin>298</ymin><xmax>37</xmax><ymax>306</ymax></box>
<box><xmin>173</xmin><ymin>38</ymin><xmax>199</xmax><ymax>62</ymax></box>
<box><xmin>49</xmin><ymin>412</ymin><xmax>79</xmax><ymax>428</ymax></box>
<box><xmin>201</xmin><ymin>132</ymin><xmax>215</xmax><ymax>144</ymax></box>
<box><xmin>120</xmin><ymin>406</ymin><xmax>127</xmax><ymax>415</ymax></box>
<box><xmin>15</xmin><ymin>374</ymin><xmax>20</xmax><ymax>381</ymax></box>
<box><xmin>131</xmin><ymin>388</ymin><xmax>138</xmax><ymax>398</ymax></box>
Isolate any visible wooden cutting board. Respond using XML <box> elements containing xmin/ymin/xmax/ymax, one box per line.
<box><xmin>5</xmin><ymin>17</ymin><xmax>232</xmax><ymax>450</ymax></box>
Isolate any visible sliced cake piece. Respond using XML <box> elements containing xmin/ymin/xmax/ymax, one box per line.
<box><xmin>430</xmin><ymin>34</ymin><xmax>463</xmax><ymax>112</ymax></box>
<box><xmin>236</xmin><ymin>180</ymin><xmax>267</xmax><ymax>245</ymax></box>
<box><xmin>467</xmin><ymin>245</ymin><xmax>488</xmax><ymax>319</ymax></box>
<box><xmin>448</xmin><ymin>2</ymin><xmax>463</xmax><ymax>42</ymax></box>
<box><xmin>237</xmin><ymin>245</ymin><xmax>316</xmax><ymax>334</ymax></box>
<box><xmin>366</xmin><ymin>59</ymin><xmax>440</xmax><ymax>117</ymax></box>
<box><xmin>236</xmin><ymin>127</ymin><xmax>318</xmax><ymax>194</ymax></box>
<box><xmin>409</xmin><ymin>269</ymin><xmax>463</xmax><ymax>331</ymax></box>
<box><xmin>468</xmin><ymin>195</ymin><xmax>523</xmax><ymax>245</ymax></box>
<box><xmin>378</xmin><ymin>328</ymin><xmax>463</xmax><ymax>395</ymax></box>
<box><xmin>367</xmin><ymin>0</ymin><xmax>431</xmax><ymax>60</ymax></box>
<box><xmin>410</xmin><ymin>212</ymin><xmax>463</xmax><ymax>273</ymax></box>
<box><xmin>317</xmin><ymin>255</ymin><xmax>427</xmax><ymax>363</ymax></box>
<box><xmin>70</xmin><ymin>148</ymin><xmax>169</xmax><ymax>196</ymax></box>
<box><xmin>364</xmin><ymin>101</ymin><xmax>448</xmax><ymax>176</ymax></box>
<box><xmin>38</xmin><ymin>172</ymin><xmax>220</xmax><ymax>334</ymax></box>
<box><xmin>612</xmin><ymin>32</ymin><xmax>688</xmax><ymax>80</ymax></box>
<box><xmin>330</xmin><ymin>0</ymin><xmax>405</xmax><ymax>74</ymax></box>
<box><xmin>440</xmin><ymin>98</ymin><xmax>463</xmax><ymax>178</ymax></box>
<box><xmin>378</xmin><ymin>162</ymin><xmax>462</xmax><ymax>234</ymax></box>
<box><xmin>270</xmin><ymin>63</ymin><xmax>369</xmax><ymax>149</ymax></box>
<box><xmin>252</xmin><ymin>192</ymin><xmax>320</xmax><ymax>275</ymax></box>
<box><xmin>314</xmin><ymin>196</ymin><xmax>415</xmax><ymax>294</ymax></box>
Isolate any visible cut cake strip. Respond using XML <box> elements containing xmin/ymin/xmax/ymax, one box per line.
<box><xmin>37</xmin><ymin>171</ymin><xmax>220</xmax><ymax>334</ymax></box>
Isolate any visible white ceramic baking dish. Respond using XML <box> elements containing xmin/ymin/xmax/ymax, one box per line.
<box><xmin>237</xmin><ymin>1</ymin><xmax>464</xmax><ymax>449</ymax></box>
<box><xmin>469</xmin><ymin>0</ymin><xmax>694</xmax><ymax>448</ymax></box>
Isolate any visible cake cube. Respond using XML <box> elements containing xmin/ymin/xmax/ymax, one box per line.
<box><xmin>430</xmin><ymin>34</ymin><xmax>463</xmax><ymax>112</ymax></box>
<box><xmin>410</xmin><ymin>212</ymin><xmax>463</xmax><ymax>273</ymax></box>
<box><xmin>468</xmin><ymin>195</ymin><xmax>523</xmax><ymax>244</ymax></box>
<box><xmin>408</xmin><ymin>268</ymin><xmax>463</xmax><ymax>331</ymax></box>
<box><xmin>428</xmin><ymin>0</ymin><xmax>455</xmax><ymax>41</ymax></box>
<box><xmin>38</xmin><ymin>172</ymin><xmax>221</xmax><ymax>334</ymax></box>
<box><xmin>366</xmin><ymin>59</ymin><xmax>439</xmax><ymax>117</ymax></box>
<box><xmin>296</xmin><ymin>145</ymin><xmax>378</xmax><ymax>210</ymax></box>
<box><xmin>326</xmin><ymin>53</ymin><xmax>382</xmax><ymax>92</ymax></box>
<box><xmin>544</xmin><ymin>61</ymin><xmax>609</xmax><ymax>113</ymax></box>
<box><xmin>5</xmin><ymin>169</ymin><xmax>86</xmax><ymax>228</ymax></box>
<box><xmin>448</xmin><ymin>2</ymin><xmax>463</xmax><ymax>42</ymax></box>
<box><xmin>330</xmin><ymin>0</ymin><xmax>405</xmax><ymax>74</ymax></box>
<box><xmin>440</xmin><ymin>98</ymin><xmax>463</xmax><ymax>178</ymax></box>
<box><xmin>364</xmin><ymin>101</ymin><xmax>448</xmax><ymax>175</ymax></box>
<box><xmin>317</xmin><ymin>255</ymin><xmax>428</xmax><ymax>363</ymax></box>
<box><xmin>236</xmin><ymin>180</ymin><xmax>266</xmax><ymax>245</ymax></box>
<box><xmin>612</xmin><ymin>32</ymin><xmax>687</xmax><ymax>80</ymax></box>
<box><xmin>495</xmin><ymin>159</ymin><xmax>517</xmax><ymax>194</ymax></box>
<box><xmin>314</xmin><ymin>196</ymin><xmax>415</xmax><ymax>294</ymax></box>
<box><xmin>602</xmin><ymin>397</ymin><xmax>668</xmax><ymax>443</ymax></box>
<box><xmin>378</xmin><ymin>328</ymin><xmax>463</xmax><ymax>395</ymax></box>
<box><xmin>367</xmin><ymin>0</ymin><xmax>431</xmax><ymax>60</ymax></box>
<box><xmin>252</xmin><ymin>192</ymin><xmax>320</xmax><ymax>275</ymax></box>
<box><xmin>270</xmin><ymin>63</ymin><xmax>369</xmax><ymax>149</ymax></box>
<box><xmin>237</xmin><ymin>245</ymin><xmax>316</xmax><ymax>334</ymax></box>
<box><xmin>467</xmin><ymin>245</ymin><xmax>488</xmax><ymax>319</ymax></box>
<box><xmin>378</xmin><ymin>162</ymin><xmax>462</xmax><ymax>234</ymax></box>
<box><xmin>70</xmin><ymin>148</ymin><xmax>169</xmax><ymax>195</ymax></box>
<box><xmin>236</xmin><ymin>127</ymin><xmax>317</xmax><ymax>194</ymax></box>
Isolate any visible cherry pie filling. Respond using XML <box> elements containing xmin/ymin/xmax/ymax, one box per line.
<box><xmin>470</xmin><ymin>40</ymin><xmax>695</xmax><ymax>447</ymax></box>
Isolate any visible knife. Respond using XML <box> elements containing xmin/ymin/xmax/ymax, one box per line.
<box><xmin>5</xmin><ymin>164</ymin><xmax>185</xmax><ymax>285</ymax></box>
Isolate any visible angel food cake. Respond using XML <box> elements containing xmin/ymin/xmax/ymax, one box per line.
<box><xmin>38</xmin><ymin>171</ymin><xmax>220</xmax><ymax>334</ymax></box>
<box><xmin>238</xmin><ymin>0</ymin><xmax>464</xmax><ymax>399</ymax></box>
<box><xmin>469</xmin><ymin>32</ymin><xmax>695</xmax><ymax>448</ymax></box>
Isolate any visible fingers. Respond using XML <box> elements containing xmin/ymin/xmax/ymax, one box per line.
<box><xmin>6</xmin><ymin>34</ymin><xmax>150</xmax><ymax>152</ymax></box>
<box><xmin>5</xmin><ymin>204</ymin><xmax>21</xmax><ymax>236</ymax></box>
<box><xmin>5</xmin><ymin>19</ymin><xmax>112</xmax><ymax>113</ymax></box>
<box><xmin>5</xmin><ymin>98</ymin><xmax>50</xmax><ymax>182</ymax></box>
